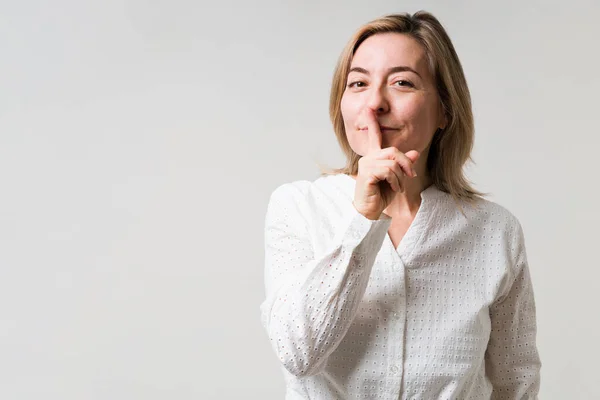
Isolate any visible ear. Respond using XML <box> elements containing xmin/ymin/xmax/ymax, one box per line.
<box><xmin>440</xmin><ymin>116</ymin><xmax>448</xmax><ymax>130</ymax></box>
<box><xmin>438</xmin><ymin>106</ymin><xmax>448</xmax><ymax>130</ymax></box>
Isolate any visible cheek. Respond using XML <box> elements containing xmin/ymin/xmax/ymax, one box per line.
<box><xmin>340</xmin><ymin>93</ymin><xmax>361</xmax><ymax>128</ymax></box>
<box><xmin>396</xmin><ymin>96</ymin><xmax>439</xmax><ymax>130</ymax></box>
<box><xmin>341</xmin><ymin>94</ymin><xmax>367</xmax><ymax>155</ymax></box>
<box><xmin>396</xmin><ymin>96</ymin><xmax>426</xmax><ymax>121</ymax></box>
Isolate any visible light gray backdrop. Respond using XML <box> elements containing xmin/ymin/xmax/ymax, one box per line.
<box><xmin>1</xmin><ymin>0</ymin><xmax>598</xmax><ymax>399</ymax></box>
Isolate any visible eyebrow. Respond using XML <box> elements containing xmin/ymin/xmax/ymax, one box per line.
<box><xmin>348</xmin><ymin>66</ymin><xmax>421</xmax><ymax>79</ymax></box>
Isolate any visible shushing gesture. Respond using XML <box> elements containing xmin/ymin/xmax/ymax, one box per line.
<box><xmin>352</xmin><ymin>109</ymin><xmax>420</xmax><ymax>220</ymax></box>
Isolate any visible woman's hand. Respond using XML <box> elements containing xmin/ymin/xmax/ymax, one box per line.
<box><xmin>352</xmin><ymin>109</ymin><xmax>420</xmax><ymax>220</ymax></box>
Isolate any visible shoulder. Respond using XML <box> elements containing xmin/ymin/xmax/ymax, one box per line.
<box><xmin>468</xmin><ymin>197</ymin><xmax>521</xmax><ymax>227</ymax></box>
<box><xmin>460</xmin><ymin>196</ymin><xmax>525</xmax><ymax>248</ymax></box>
<box><xmin>265</xmin><ymin>174</ymin><xmax>353</xmax><ymax>234</ymax></box>
<box><xmin>268</xmin><ymin>179</ymin><xmax>312</xmax><ymax>203</ymax></box>
<box><xmin>267</xmin><ymin>174</ymin><xmax>351</xmax><ymax>210</ymax></box>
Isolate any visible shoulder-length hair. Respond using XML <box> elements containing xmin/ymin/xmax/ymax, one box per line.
<box><xmin>320</xmin><ymin>10</ymin><xmax>484</xmax><ymax>203</ymax></box>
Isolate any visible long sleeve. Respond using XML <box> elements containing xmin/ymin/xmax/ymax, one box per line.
<box><xmin>485</xmin><ymin>219</ymin><xmax>542</xmax><ymax>399</ymax></box>
<box><xmin>260</xmin><ymin>183</ymin><xmax>391</xmax><ymax>377</ymax></box>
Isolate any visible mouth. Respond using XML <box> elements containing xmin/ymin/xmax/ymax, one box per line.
<box><xmin>359</xmin><ymin>126</ymin><xmax>398</xmax><ymax>131</ymax></box>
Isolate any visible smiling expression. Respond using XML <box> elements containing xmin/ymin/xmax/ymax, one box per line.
<box><xmin>341</xmin><ymin>32</ymin><xmax>447</xmax><ymax>157</ymax></box>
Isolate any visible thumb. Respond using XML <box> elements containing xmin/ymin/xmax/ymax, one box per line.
<box><xmin>405</xmin><ymin>150</ymin><xmax>420</xmax><ymax>163</ymax></box>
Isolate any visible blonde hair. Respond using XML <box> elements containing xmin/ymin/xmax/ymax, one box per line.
<box><xmin>319</xmin><ymin>11</ymin><xmax>485</xmax><ymax>203</ymax></box>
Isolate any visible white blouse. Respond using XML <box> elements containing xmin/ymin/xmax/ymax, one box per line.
<box><xmin>260</xmin><ymin>173</ymin><xmax>541</xmax><ymax>399</ymax></box>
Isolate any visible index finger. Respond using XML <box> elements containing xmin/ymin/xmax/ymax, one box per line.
<box><xmin>364</xmin><ymin>108</ymin><xmax>382</xmax><ymax>153</ymax></box>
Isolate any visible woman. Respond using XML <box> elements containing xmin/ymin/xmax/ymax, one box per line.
<box><xmin>260</xmin><ymin>11</ymin><xmax>541</xmax><ymax>399</ymax></box>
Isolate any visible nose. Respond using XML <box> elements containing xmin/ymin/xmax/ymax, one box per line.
<box><xmin>365</xmin><ymin>86</ymin><xmax>389</xmax><ymax>114</ymax></box>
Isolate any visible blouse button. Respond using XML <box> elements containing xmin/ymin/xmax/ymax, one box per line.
<box><xmin>390</xmin><ymin>365</ymin><xmax>400</xmax><ymax>374</ymax></box>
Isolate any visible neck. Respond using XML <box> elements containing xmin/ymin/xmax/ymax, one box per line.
<box><xmin>384</xmin><ymin>174</ymin><xmax>432</xmax><ymax>218</ymax></box>
<box><xmin>386</xmin><ymin>151</ymin><xmax>432</xmax><ymax>217</ymax></box>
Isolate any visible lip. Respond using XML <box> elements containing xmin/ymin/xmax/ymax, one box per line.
<box><xmin>359</xmin><ymin>126</ymin><xmax>398</xmax><ymax>131</ymax></box>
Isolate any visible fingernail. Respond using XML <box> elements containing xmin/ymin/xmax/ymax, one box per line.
<box><xmin>412</xmin><ymin>168</ymin><xmax>418</xmax><ymax>177</ymax></box>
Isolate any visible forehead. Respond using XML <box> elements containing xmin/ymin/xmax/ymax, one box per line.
<box><xmin>350</xmin><ymin>32</ymin><xmax>428</xmax><ymax>72</ymax></box>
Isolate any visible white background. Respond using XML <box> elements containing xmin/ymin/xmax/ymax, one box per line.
<box><xmin>1</xmin><ymin>0</ymin><xmax>598</xmax><ymax>398</ymax></box>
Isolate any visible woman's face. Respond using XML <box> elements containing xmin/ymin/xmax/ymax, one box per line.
<box><xmin>341</xmin><ymin>33</ymin><xmax>446</xmax><ymax>157</ymax></box>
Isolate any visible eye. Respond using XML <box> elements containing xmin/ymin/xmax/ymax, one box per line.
<box><xmin>394</xmin><ymin>80</ymin><xmax>414</xmax><ymax>87</ymax></box>
<box><xmin>347</xmin><ymin>81</ymin><xmax>366</xmax><ymax>88</ymax></box>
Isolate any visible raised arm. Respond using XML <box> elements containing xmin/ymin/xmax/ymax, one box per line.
<box><xmin>260</xmin><ymin>183</ymin><xmax>391</xmax><ymax>377</ymax></box>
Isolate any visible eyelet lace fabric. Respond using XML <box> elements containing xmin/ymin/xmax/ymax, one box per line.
<box><xmin>260</xmin><ymin>174</ymin><xmax>541</xmax><ymax>400</ymax></box>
